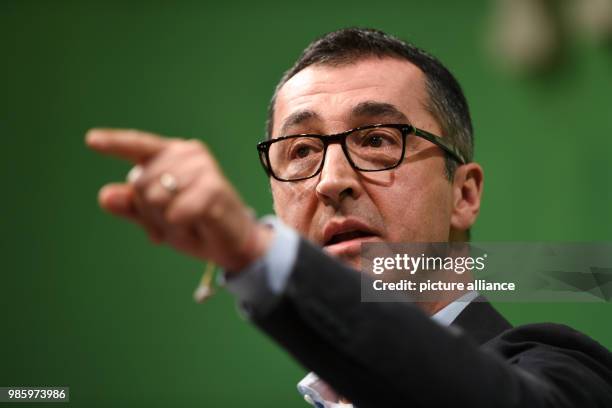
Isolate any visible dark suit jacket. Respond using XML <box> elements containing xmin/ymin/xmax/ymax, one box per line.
<box><xmin>250</xmin><ymin>239</ymin><xmax>612</xmax><ymax>407</ymax></box>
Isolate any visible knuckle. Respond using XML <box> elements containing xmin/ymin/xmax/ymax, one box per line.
<box><xmin>187</xmin><ymin>138</ymin><xmax>205</xmax><ymax>149</ymax></box>
<box><xmin>145</xmin><ymin>186</ymin><xmax>167</xmax><ymax>206</ymax></box>
<box><xmin>190</xmin><ymin>139</ymin><xmax>207</xmax><ymax>151</ymax></box>
<box><xmin>166</xmin><ymin>196</ymin><xmax>200</xmax><ymax>224</ymax></box>
<box><xmin>133</xmin><ymin>176</ymin><xmax>148</xmax><ymax>191</ymax></box>
<box><xmin>204</xmin><ymin>179</ymin><xmax>224</xmax><ymax>197</ymax></box>
<box><xmin>133</xmin><ymin>170</ymin><xmax>157</xmax><ymax>191</ymax></box>
<box><xmin>200</xmin><ymin>191</ymin><xmax>225</xmax><ymax>221</ymax></box>
<box><xmin>166</xmin><ymin>140</ymin><xmax>186</xmax><ymax>153</ymax></box>
<box><xmin>186</xmin><ymin>139</ymin><xmax>206</xmax><ymax>155</ymax></box>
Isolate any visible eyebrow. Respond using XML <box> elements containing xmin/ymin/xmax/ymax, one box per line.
<box><xmin>279</xmin><ymin>110</ymin><xmax>320</xmax><ymax>136</ymax></box>
<box><xmin>278</xmin><ymin>100</ymin><xmax>409</xmax><ymax>137</ymax></box>
<box><xmin>350</xmin><ymin>101</ymin><xmax>408</xmax><ymax>123</ymax></box>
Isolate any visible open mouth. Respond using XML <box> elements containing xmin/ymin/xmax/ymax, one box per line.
<box><xmin>324</xmin><ymin>230</ymin><xmax>376</xmax><ymax>246</ymax></box>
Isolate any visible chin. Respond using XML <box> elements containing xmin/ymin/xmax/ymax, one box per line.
<box><xmin>335</xmin><ymin>253</ymin><xmax>362</xmax><ymax>271</ymax></box>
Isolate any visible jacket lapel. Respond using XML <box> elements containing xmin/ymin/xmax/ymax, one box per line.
<box><xmin>451</xmin><ymin>297</ymin><xmax>512</xmax><ymax>345</ymax></box>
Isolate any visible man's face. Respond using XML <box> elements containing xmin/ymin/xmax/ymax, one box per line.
<box><xmin>270</xmin><ymin>57</ymin><xmax>456</xmax><ymax>268</ymax></box>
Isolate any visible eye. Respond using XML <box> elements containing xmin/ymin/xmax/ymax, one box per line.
<box><xmin>364</xmin><ymin>134</ymin><xmax>384</xmax><ymax>148</ymax></box>
<box><xmin>287</xmin><ymin>138</ymin><xmax>322</xmax><ymax>160</ymax></box>
<box><xmin>295</xmin><ymin>145</ymin><xmax>311</xmax><ymax>158</ymax></box>
<box><xmin>360</xmin><ymin>131</ymin><xmax>399</xmax><ymax>148</ymax></box>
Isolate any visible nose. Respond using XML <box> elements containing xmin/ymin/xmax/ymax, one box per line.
<box><xmin>315</xmin><ymin>144</ymin><xmax>362</xmax><ymax>207</ymax></box>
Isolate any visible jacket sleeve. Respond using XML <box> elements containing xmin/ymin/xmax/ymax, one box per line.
<box><xmin>247</xmin><ymin>238</ymin><xmax>612</xmax><ymax>408</ymax></box>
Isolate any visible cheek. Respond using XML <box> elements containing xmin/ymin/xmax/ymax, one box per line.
<box><xmin>271</xmin><ymin>179</ymin><xmax>318</xmax><ymax>231</ymax></box>
<box><xmin>375</xmin><ymin>167</ymin><xmax>452</xmax><ymax>242</ymax></box>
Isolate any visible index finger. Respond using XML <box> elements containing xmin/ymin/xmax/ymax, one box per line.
<box><xmin>85</xmin><ymin>128</ymin><xmax>171</xmax><ymax>163</ymax></box>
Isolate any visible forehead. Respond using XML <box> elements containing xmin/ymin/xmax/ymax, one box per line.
<box><xmin>273</xmin><ymin>57</ymin><xmax>430</xmax><ymax>136</ymax></box>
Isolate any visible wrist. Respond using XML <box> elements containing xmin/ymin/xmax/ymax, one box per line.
<box><xmin>226</xmin><ymin>221</ymin><xmax>275</xmax><ymax>275</ymax></box>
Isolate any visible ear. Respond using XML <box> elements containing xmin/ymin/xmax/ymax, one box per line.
<box><xmin>450</xmin><ymin>162</ymin><xmax>484</xmax><ymax>233</ymax></box>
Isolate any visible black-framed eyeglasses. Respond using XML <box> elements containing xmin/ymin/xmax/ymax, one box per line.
<box><xmin>256</xmin><ymin>123</ymin><xmax>467</xmax><ymax>182</ymax></box>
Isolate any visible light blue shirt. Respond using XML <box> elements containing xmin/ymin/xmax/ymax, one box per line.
<box><xmin>223</xmin><ymin>216</ymin><xmax>299</xmax><ymax>311</ymax></box>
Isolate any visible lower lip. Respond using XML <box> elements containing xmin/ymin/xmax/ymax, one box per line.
<box><xmin>323</xmin><ymin>236</ymin><xmax>379</xmax><ymax>257</ymax></box>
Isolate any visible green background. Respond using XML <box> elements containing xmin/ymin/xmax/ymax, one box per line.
<box><xmin>2</xmin><ymin>1</ymin><xmax>611</xmax><ymax>407</ymax></box>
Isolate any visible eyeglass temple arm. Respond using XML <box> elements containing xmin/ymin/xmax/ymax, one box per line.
<box><xmin>413</xmin><ymin>128</ymin><xmax>467</xmax><ymax>164</ymax></box>
<box><xmin>256</xmin><ymin>145</ymin><xmax>274</xmax><ymax>176</ymax></box>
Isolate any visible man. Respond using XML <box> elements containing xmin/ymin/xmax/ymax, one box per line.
<box><xmin>86</xmin><ymin>28</ymin><xmax>612</xmax><ymax>407</ymax></box>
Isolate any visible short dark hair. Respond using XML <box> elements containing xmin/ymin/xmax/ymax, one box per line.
<box><xmin>266</xmin><ymin>27</ymin><xmax>474</xmax><ymax>179</ymax></box>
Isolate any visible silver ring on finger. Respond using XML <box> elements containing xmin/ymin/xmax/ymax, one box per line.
<box><xmin>159</xmin><ymin>172</ymin><xmax>179</xmax><ymax>194</ymax></box>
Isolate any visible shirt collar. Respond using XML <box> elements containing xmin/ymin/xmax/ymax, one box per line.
<box><xmin>431</xmin><ymin>290</ymin><xmax>480</xmax><ymax>326</ymax></box>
